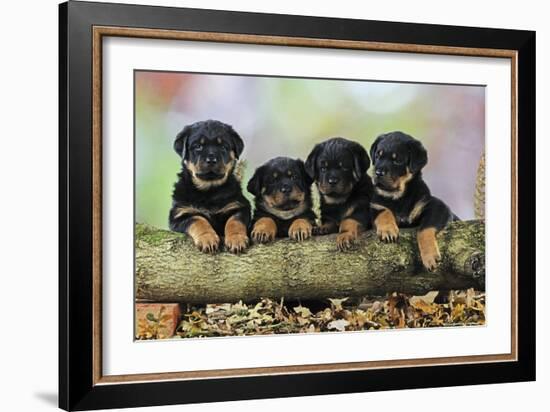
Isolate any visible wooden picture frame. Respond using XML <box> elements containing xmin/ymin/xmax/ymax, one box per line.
<box><xmin>59</xmin><ymin>1</ymin><xmax>535</xmax><ymax>410</ymax></box>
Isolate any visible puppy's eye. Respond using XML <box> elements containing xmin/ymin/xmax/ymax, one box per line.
<box><xmin>393</xmin><ymin>159</ymin><xmax>403</xmax><ymax>165</ymax></box>
<box><xmin>320</xmin><ymin>166</ymin><xmax>327</xmax><ymax>172</ymax></box>
<box><xmin>192</xmin><ymin>143</ymin><xmax>203</xmax><ymax>151</ymax></box>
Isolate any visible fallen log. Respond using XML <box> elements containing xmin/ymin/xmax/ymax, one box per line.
<box><xmin>136</xmin><ymin>220</ymin><xmax>485</xmax><ymax>303</ymax></box>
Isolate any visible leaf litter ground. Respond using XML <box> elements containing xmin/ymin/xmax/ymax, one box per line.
<box><xmin>136</xmin><ymin>289</ymin><xmax>485</xmax><ymax>340</ymax></box>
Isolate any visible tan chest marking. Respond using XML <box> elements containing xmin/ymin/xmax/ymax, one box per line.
<box><xmin>262</xmin><ymin>201</ymin><xmax>307</xmax><ymax>220</ymax></box>
<box><xmin>342</xmin><ymin>205</ymin><xmax>356</xmax><ymax>218</ymax></box>
<box><xmin>408</xmin><ymin>199</ymin><xmax>428</xmax><ymax>224</ymax></box>
<box><xmin>173</xmin><ymin>201</ymin><xmax>243</xmax><ymax>219</ymax></box>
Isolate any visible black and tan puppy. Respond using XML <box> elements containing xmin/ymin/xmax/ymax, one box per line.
<box><xmin>369</xmin><ymin>131</ymin><xmax>457</xmax><ymax>271</ymax></box>
<box><xmin>247</xmin><ymin>157</ymin><xmax>316</xmax><ymax>243</ymax></box>
<box><xmin>305</xmin><ymin>137</ymin><xmax>373</xmax><ymax>250</ymax></box>
<box><xmin>169</xmin><ymin>120</ymin><xmax>251</xmax><ymax>254</ymax></box>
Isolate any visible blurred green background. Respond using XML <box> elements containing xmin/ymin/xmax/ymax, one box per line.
<box><xmin>135</xmin><ymin>71</ymin><xmax>485</xmax><ymax>229</ymax></box>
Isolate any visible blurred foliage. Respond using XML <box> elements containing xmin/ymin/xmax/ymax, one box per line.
<box><xmin>136</xmin><ymin>72</ymin><xmax>485</xmax><ymax>228</ymax></box>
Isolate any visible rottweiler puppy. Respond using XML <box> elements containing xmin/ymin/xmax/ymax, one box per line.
<box><xmin>247</xmin><ymin>157</ymin><xmax>316</xmax><ymax>242</ymax></box>
<box><xmin>369</xmin><ymin>131</ymin><xmax>457</xmax><ymax>271</ymax></box>
<box><xmin>168</xmin><ymin>120</ymin><xmax>251</xmax><ymax>254</ymax></box>
<box><xmin>305</xmin><ymin>137</ymin><xmax>373</xmax><ymax>250</ymax></box>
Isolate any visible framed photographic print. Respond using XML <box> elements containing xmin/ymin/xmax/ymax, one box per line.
<box><xmin>59</xmin><ymin>1</ymin><xmax>535</xmax><ymax>410</ymax></box>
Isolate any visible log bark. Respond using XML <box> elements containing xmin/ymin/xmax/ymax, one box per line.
<box><xmin>136</xmin><ymin>220</ymin><xmax>485</xmax><ymax>303</ymax></box>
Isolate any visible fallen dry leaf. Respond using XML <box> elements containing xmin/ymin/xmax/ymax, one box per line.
<box><xmin>328</xmin><ymin>319</ymin><xmax>349</xmax><ymax>332</ymax></box>
<box><xmin>328</xmin><ymin>298</ymin><xmax>348</xmax><ymax>311</ymax></box>
<box><xmin>293</xmin><ymin>305</ymin><xmax>312</xmax><ymax>318</ymax></box>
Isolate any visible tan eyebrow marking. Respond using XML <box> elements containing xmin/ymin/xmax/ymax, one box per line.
<box><xmin>217</xmin><ymin>137</ymin><xmax>222</xmax><ymax>144</ymax></box>
<box><xmin>378</xmin><ymin>150</ymin><xmax>384</xmax><ymax>156</ymax></box>
<box><xmin>273</xmin><ymin>172</ymin><xmax>278</xmax><ymax>178</ymax></box>
<box><xmin>392</xmin><ymin>153</ymin><xmax>397</xmax><ymax>159</ymax></box>
<box><xmin>287</xmin><ymin>170</ymin><xmax>292</xmax><ymax>176</ymax></box>
<box><xmin>200</xmin><ymin>138</ymin><xmax>206</xmax><ymax>144</ymax></box>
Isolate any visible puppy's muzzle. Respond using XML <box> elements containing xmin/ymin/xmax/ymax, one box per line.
<box><xmin>278</xmin><ymin>199</ymin><xmax>301</xmax><ymax>211</ymax></box>
<box><xmin>205</xmin><ymin>153</ymin><xmax>218</xmax><ymax>165</ymax></box>
<box><xmin>280</xmin><ymin>184</ymin><xmax>292</xmax><ymax>194</ymax></box>
<box><xmin>373</xmin><ymin>169</ymin><xmax>399</xmax><ymax>190</ymax></box>
<box><xmin>266</xmin><ymin>187</ymin><xmax>304</xmax><ymax>211</ymax></box>
<box><xmin>194</xmin><ymin>159</ymin><xmax>227</xmax><ymax>180</ymax></box>
<box><xmin>318</xmin><ymin>180</ymin><xmax>351</xmax><ymax>197</ymax></box>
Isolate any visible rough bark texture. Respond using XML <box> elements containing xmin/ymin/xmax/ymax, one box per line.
<box><xmin>475</xmin><ymin>152</ymin><xmax>486</xmax><ymax>220</ymax></box>
<box><xmin>136</xmin><ymin>220</ymin><xmax>485</xmax><ymax>304</ymax></box>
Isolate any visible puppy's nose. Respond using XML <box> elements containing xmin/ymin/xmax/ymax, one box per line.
<box><xmin>206</xmin><ymin>154</ymin><xmax>218</xmax><ymax>164</ymax></box>
<box><xmin>280</xmin><ymin>184</ymin><xmax>292</xmax><ymax>194</ymax></box>
<box><xmin>375</xmin><ymin>168</ymin><xmax>385</xmax><ymax>177</ymax></box>
<box><xmin>328</xmin><ymin>177</ymin><xmax>339</xmax><ymax>185</ymax></box>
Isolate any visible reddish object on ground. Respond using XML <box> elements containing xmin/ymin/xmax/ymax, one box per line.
<box><xmin>135</xmin><ymin>303</ymin><xmax>181</xmax><ymax>339</ymax></box>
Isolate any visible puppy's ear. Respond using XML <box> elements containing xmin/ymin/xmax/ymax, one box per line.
<box><xmin>407</xmin><ymin>138</ymin><xmax>428</xmax><ymax>173</ymax></box>
<box><xmin>247</xmin><ymin>166</ymin><xmax>265</xmax><ymax>197</ymax></box>
<box><xmin>351</xmin><ymin>143</ymin><xmax>370</xmax><ymax>181</ymax></box>
<box><xmin>296</xmin><ymin>158</ymin><xmax>313</xmax><ymax>186</ymax></box>
<box><xmin>174</xmin><ymin>125</ymin><xmax>192</xmax><ymax>159</ymax></box>
<box><xmin>305</xmin><ymin>144</ymin><xmax>322</xmax><ymax>180</ymax></box>
<box><xmin>227</xmin><ymin>125</ymin><xmax>245</xmax><ymax>158</ymax></box>
<box><xmin>369</xmin><ymin>134</ymin><xmax>385</xmax><ymax>165</ymax></box>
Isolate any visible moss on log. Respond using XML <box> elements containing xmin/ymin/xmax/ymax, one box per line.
<box><xmin>136</xmin><ymin>220</ymin><xmax>485</xmax><ymax>303</ymax></box>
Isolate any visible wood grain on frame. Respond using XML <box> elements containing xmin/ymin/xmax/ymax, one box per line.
<box><xmin>92</xmin><ymin>26</ymin><xmax>103</xmax><ymax>385</ymax></box>
<box><xmin>91</xmin><ymin>26</ymin><xmax>518</xmax><ymax>385</ymax></box>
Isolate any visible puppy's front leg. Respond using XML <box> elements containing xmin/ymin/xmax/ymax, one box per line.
<box><xmin>251</xmin><ymin>217</ymin><xmax>277</xmax><ymax>243</ymax></box>
<box><xmin>415</xmin><ymin>197</ymin><xmax>453</xmax><ymax>271</ymax></box>
<box><xmin>187</xmin><ymin>216</ymin><xmax>220</xmax><ymax>253</ymax></box>
<box><xmin>336</xmin><ymin>218</ymin><xmax>361</xmax><ymax>251</ymax></box>
<box><xmin>224</xmin><ymin>214</ymin><xmax>249</xmax><ymax>254</ymax></box>
<box><xmin>374</xmin><ymin>208</ymin><xmax>399</xmax><ymax>242</ymax></box>
<box><xmin>288</xmin><ymin>218</ymin><xmax>313</xmax><ymax>241</ymax></box>
<box><xmin>417</xmin><ymin>227</ymin><xmax>441</xmax><ymax>271</ymax></box>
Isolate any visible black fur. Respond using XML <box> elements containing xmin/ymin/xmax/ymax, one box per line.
<box><xmin>370</xmin><ymin>131</ymin><xmax>457</xmax><ymax>232</ymax></box>
<box><xmin>248</xmin><ymin>157</ymin><xmax>316</xmax><ymax>239</ymax></box>
<box><xmin>168</xmin><ymin>120</ymin><xmax>250</xmax><ymax>250</ymax></box>
<box><xmin>305</xmin><ymin>137</ymin><xmax>373</xmax><ymax>235</ymax></box>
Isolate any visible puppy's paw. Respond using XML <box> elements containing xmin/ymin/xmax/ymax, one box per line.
<box><xmin>251</xmin><ymin>218</ymin><xmax>277</xmax><ymax>244</ymax></box>
<box><xmin>376</xmin><ymin>222</ymin><xmax>399</xmax><ymax>243</ymax></box>
<box><xmin>225</xmin><ymin>233</ymin><xmax>249</xmax><ymax>254</ymax></box>
<box><xmin>195</xmin><ymin>232</ymin><xmax>220</xmax><ymax>253</ymax></box>
<box><xmin>420</xmin><ymin>248</ymin><xmax>441</xmax><ymax>272</ymax></box>
<box><xmin>251</xmin><ymin>228</ymin><xmax>275</xmax><ymax>244</ymax></box>
<box><xmin>288</xmin><ymin>219</ymin><xmax>313</xmax><ymax>242</ymax></box>
<box><xmin>336</xmin><ymin>231</ymin><xmax>357</xmax><ymax>251</ymax></box>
